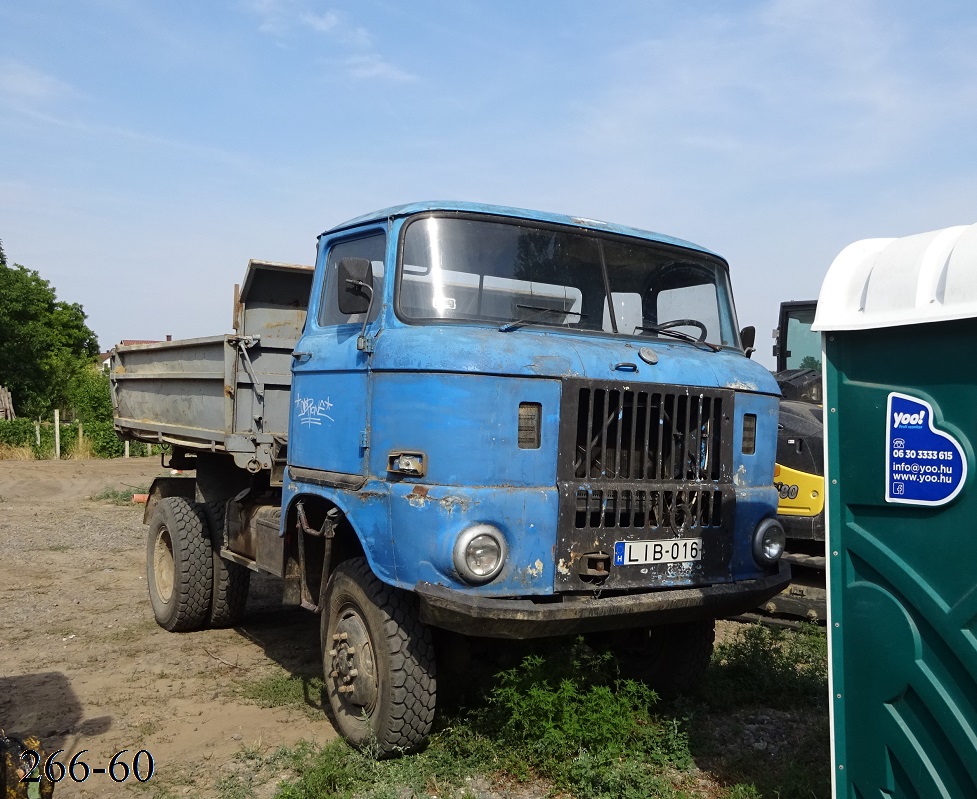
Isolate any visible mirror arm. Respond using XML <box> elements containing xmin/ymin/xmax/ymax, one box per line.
<box><xmin>346</xmin><ymin>279</ymin><xmax>376</xmax><ymax>352</ymax></box>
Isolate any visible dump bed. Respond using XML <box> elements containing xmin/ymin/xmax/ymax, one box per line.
<box><xmin>111</xmin><ymin>260</ymin><xmax>313</xmax><ymax>474</ymax></box>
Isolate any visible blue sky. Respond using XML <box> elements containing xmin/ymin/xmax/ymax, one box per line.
<box><xmin>2</xmin><ymin>0</ymin><xmax>977</xmax><ymax>366</ymax></box>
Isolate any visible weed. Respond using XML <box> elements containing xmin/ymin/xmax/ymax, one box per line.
<box><xmin>705</xmin><ymin>623</ymin><xmax>828</xmax><ymax>711</ymax></box>
<box><xmin>726</xmin><ymin>786</ymin><xmax>762</xmax><ymax>799</ymax></box>
<box><xmin>0</xmin><ymin>444</ymin><xmax>35</xmax><ymax>460</ymax></box>
<box><xmin>91</xmin><ymin>484</ymin><xmax>149</xmax><ymax>505</ymax></box>
<box><xmin>481</xmin><ymin>640</ymin><xmax>691</xmax><ymax>770</ymax></box>
<box><xmin>690</xmin><ymin>623</ymin><xmax>831</xmax><ymax>799</ymax></box>
<box><xmin>69</xmin><ymin>437</ymin><xmax>95</xmax><ymax>459</ymax></box>
<box><xmin>216</xmin><ymin>774</ymin><xmax>257</xmax><ymax>799</ymax></box>
<box><xmin>48</xmin><ymin>543</ymin><xmax>69</xmax><ymax>552</ymax></box>
<box><xmin>270</xmin><ymin>626</ymin><xmax>829</xmax><ymax>799</ymax></box>
<box><xmin>135</xmin><ymin>718</ymin><xmax>161</xmax><ymax>740</ymax></box>
<box><xmin>239</xmin><ymin>671</ymin><xmax>325</xmax><ymax>717</ymax></box>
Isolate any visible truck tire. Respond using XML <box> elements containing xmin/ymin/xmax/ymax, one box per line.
<box><xmin>200</xmin><ymin>501</ymin><xmax>250</xmax><ymax>628</ymax></box>
<box><xmin>321</xmin><ymin>557</ymin><xmax>436</xmax><ymax>755</ymax></box>
<box><xmin>616</xmin><ymin>619</ymin><xmax>716</xmax><ymax>697</ymax></box>
<box><xmin>147</xmin><ymin>496</ymin><xmax>213</xmax><ymax>632</ymax></box>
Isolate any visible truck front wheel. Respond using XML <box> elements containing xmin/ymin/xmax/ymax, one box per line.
<box><xmin>147</xmin><ymin>497</ymin><xmax>213</xmax><ymax>632</ymax></box>
<box><xmin>321</xmin><ymin>558</ymin><xmax>436</xmax><ymax>755</ymax></box>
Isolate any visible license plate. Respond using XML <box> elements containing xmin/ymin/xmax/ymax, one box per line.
<box><xmin>613</xmin><ymin>538</ymin><xmax>702</xmax><ymax>566</ymax></box>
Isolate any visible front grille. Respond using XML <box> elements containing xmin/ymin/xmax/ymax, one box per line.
<box><xmin>556</xmin><ymin>380</ymin><xmax>735</xmax><ymax>590</ymax></box>
<box><xmin>569</xmin><ymin>386</ymin><xmax>726</xmax><ymax>481</ymax></box>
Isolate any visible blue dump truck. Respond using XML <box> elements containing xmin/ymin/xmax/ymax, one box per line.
<box><xmin>112</xmin><ymin>202</ymin><xmax>789</xmax><ymax>754</ymax></box>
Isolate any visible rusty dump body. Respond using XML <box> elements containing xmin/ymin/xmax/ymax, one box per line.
<box><xmin>111</xmin><ymin>260</ymin><xmax>312</xmax><ymax>478</ymax></box>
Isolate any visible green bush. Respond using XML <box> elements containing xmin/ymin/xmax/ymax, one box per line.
<box><xmin>68</xmin><ymin>367</ymin><xmax>113</xmax><ymax>425</ymax></box>
<box><xmin>86</xmin><ymin>421</ymin><xmax>125</xmax><ymax>458</ymax></box>
<box><xmin>0</xmin><ymin>418</ymin><xmax>35</xmax><ymax>449</ymax></box>
<box><xmin>0</xmin><ymin>418</ymin><xmax>77</xmax><ymax>458</ymax></box>
<box><xmin>0</xmin><ymin>418</ymin><xmax>158</xmax><ymax>459</ymax></box>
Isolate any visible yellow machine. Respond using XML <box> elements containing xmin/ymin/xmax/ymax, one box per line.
<box><xmin>764</xmin><ymin>301</ymin><xmax>827</xmax><ymax>621</ymax></box>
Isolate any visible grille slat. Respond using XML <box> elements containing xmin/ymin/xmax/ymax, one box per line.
<box><xmin>572</xmin><ymin>486</ymin><xmax>724</xmax><ymax>530</ymax></box>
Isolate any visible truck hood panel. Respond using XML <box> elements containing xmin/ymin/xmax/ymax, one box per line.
<box><xmin>370</xmin><ymin>326</ymin><xmax>779</xmax><ymax>395</ymax></box>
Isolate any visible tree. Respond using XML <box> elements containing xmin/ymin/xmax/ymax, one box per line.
<box><xmin>69</xmin><ymin>365</ymin><xmax>114</xmax><ymax>425</ymax></box>
<box><xmin>0</xmin><ymin>253</ymin><xmax>100</xmax><ymax>418</ymax></box>
<box><xmin>799</xmin><ymin>355</ymin><xmax>822</xmax><ymax>372</ymax></box>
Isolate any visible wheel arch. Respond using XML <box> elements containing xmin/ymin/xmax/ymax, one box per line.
<box><xmin>282</xmin><ymin>490</ymin><xmax>373</xmax><ymax>609</ymax></box>
<box><xmin>144</xmin><ymin>476</ymin><xmax>195</xmax><ymax>525</ymax></box>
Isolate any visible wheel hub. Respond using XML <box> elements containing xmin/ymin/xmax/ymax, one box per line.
<box><xmin>153</xmin><ymin>527</ymin><xmax>175</xmax><ymax>602</ymax></box>
<box><xmin>328</xmin><ymin>608</ymin><xmax>378</xmax><ymax>710</ymax></box>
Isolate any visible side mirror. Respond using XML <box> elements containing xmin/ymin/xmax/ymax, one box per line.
<box><xmin>740</xmin><ymin>325</ymin><xmax>756</xmax><ymax>358</ymax></box>
<box><xmin>337</xmin><ymin>257</ymin><xmax>374</xmax><ymax>315</ymax></box>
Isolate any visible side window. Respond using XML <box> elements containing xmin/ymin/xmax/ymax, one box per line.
<box><xmin>318</xmin><ymin>232</ymin><xmax>386</xmax><ymax>326</ymax></box>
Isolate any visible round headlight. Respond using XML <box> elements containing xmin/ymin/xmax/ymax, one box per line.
<box><xmin>453</xmin><ymin>524</ymin><xmax>507</xmax><ymax>584</ymax></box>
<box><xmin>753</xmin><ymin>517</ymin><xmax>786</xmax><ymax>565</ymax></box>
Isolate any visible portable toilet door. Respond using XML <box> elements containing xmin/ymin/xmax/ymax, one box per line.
<box><xmin>814</xmin><ymin>223</ymin><xmax>977</xmax><ymax>798</ymax></box>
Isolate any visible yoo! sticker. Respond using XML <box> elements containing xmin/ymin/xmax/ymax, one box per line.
<box><xmin>886</xmin><ymin>392</ymin><xmax>967</xmax><ymax>506</ymax></box>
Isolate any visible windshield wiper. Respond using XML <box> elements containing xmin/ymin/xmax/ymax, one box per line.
<box><xmin>633</xmin><ymin>322</ymin><xmax>722</xmax><ymax>352</ymax></box>
<box><xmin>499</xmin><ymin>304</ymin><xmax>586</xmax><ymax>332</ymax></box>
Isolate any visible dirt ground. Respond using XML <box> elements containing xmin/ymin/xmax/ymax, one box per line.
<box><xmin>1</xmin><ymin>458</ymin><xmax>811</xmax><ymax>799</ymax></box>
<box><xmin>0</xmin><ymin>457</ymin><xmax>336</xmax><ymax>798</ymax></box>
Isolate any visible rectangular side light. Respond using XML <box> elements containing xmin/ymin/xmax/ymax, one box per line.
<box><xmin>742</xmin><ymin>413</ymin><xmax>757</xmax><ymax>455</ymax></box>
<box><xmin>518</xmin><ymin>402</ymin><xmax>542</xmax><ymax>449</ymax></box>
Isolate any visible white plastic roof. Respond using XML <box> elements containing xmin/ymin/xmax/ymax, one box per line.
<box><xmin>813</xmin><ymin>222</ymin><xmax>977</xmax><ymax>331</ymax></box>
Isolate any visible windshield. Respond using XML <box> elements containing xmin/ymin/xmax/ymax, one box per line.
<box><xmin>783</xmin><ymin>306</ymin><xmax>821</xmax><ymax>371</ymax></box>
<box><xmin>397</xmin><ymin>215</ymin><xmax>739</xmax><ymax>346</ymax></box>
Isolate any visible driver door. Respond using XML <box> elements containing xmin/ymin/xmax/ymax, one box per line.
<box><xmin>288</xmin><ymin>230</ymin><xmax>386</xmax><ymax>479</ymax></box>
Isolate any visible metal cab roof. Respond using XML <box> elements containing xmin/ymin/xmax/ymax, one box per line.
<box><xmin>322</xmin><ymin>201</ymin><xmax>720</xmax><ymax>259</ymax></box>
<box><xmin>814</xmin><ymin>222</ymin><xmax>977</xmax><ymax>331</ymax></box>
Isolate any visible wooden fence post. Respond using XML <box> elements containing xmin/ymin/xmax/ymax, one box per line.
<box><xmin>54</xmin><ymin>409</ymin><xmax>61</xmax><ymax>460</ymax></box>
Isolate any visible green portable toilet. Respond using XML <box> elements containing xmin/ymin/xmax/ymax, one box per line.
<box><xmin>814</xmin><ymin>223</ymin><xmax>977</xmax><ymax>798</ymax></box>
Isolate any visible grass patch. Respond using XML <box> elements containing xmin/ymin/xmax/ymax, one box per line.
<box><xmin>268</xmin><ymin>628</ymin><xmax>828</xmax><ymax>799</ymax></box>
<box><xmin>0</xmin><ymin>443</ymin><xmax>35</xmax><ymax>460</ymax></box>
<box><xmin>476</xmin><ymin>640</ymin><xmax>693</xmax><ymax>789</ymax></box>
<box><xmin>69</xmin><ymin>436</ymin><xmax>95</xmax><ymax>459</ymax></box>
<box><xmin>690</xmin><ymin>623</ymin><xmax>830</xmax><ymax>799</ymax></box>
<box><xmin>91</xmin><ymin>484</ymin><xmax>149</xmax><ymax>504</ymax></box>
<box><xmin>705</xmin><ymin>622</ymin><xmax>828</xmax><ymax>711</ymax></box>
<box><xmin>239</xmin><ymin>671</ymin><xmax>326</xmax><ymax>718</ymax></box>
<box><xmin>256</xmin><ymin>623</ymin><xmax>829</xmax><ymax>799</ymax></box>
<box><xmin>216</xmin><ymin>774</ymin><xmax>257</xmax><ymax>799</ymax></box>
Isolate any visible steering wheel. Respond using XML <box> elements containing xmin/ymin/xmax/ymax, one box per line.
<box><xmin>656</xmin><ymin>319</ymin><xmax>708</xmax><ymax>342</ymax></box>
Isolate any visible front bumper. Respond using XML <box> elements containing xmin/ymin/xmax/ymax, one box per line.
<box><xmin>416</xmin><ymin>560</ymin><xmax>790</xmax><ymax>639</ymax></box>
